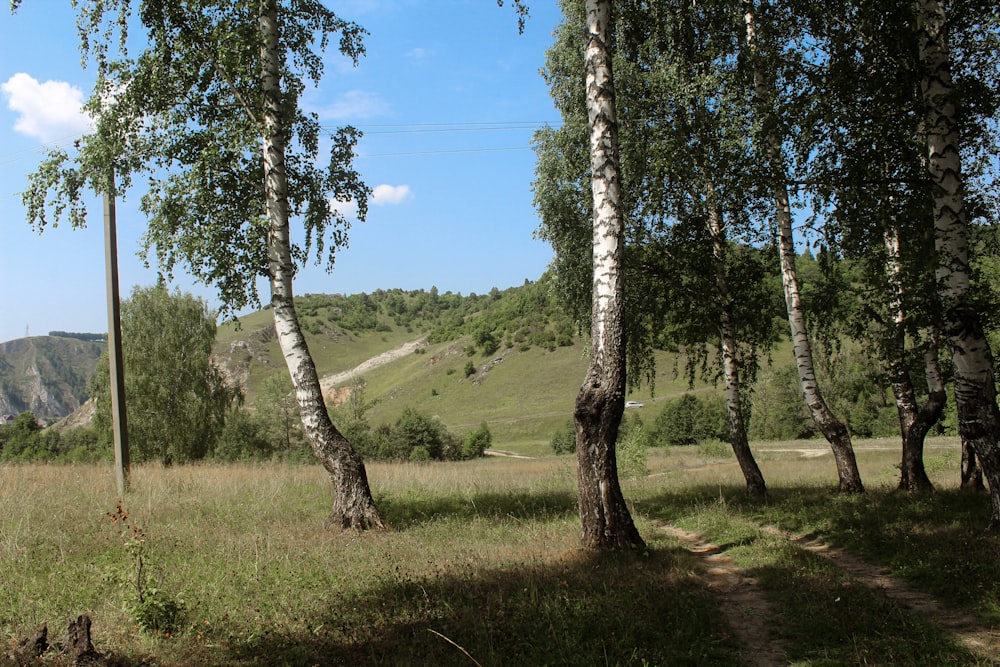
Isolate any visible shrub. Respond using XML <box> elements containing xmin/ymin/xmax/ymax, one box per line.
<box><xmin>616</xmin><ymin>416</ymin><xmax>648</xmax><ymax>477</ymax></box>
<box><xmin>651</xmin><ymin>394</ymin><xmax>728</xmax><ymax>446</ymax></box>
<box><xmin>463</xmin><ymin>422</ymin><xmax>492</xmax><ymax>458</ymax></box>
<box><xmin>551</xmin><ymin>421</ymin><xmax>576</xmax><ymax>454</ymax></box>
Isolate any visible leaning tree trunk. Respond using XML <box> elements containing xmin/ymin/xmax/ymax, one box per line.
<box><xmin>260</xmin><ymin>1</ymin><xmax>384</xmax><ymax>530</ymax></box>
<box><xmin>744</xmin><ymin>2</ymin><xmax>863</xmax><ymax>493</ymax></box>
<box><xmin>918</xmin><ymin>0</ymin><xmax>1000</xmax><ymax>530</ymax></box>
<box><xmin>884</xmin><ymin>223</ymin><xmax>940</xmax><ymax>492</ymax></box>
<box><xmin>574</xmin><ymin>0</ymin><xmax>645</xmax><ymax>550</ymax></box>
<box><xmin>706</xmin><ymin>182</ymin><xmax>767</xmax><ymax>498</ymax></box>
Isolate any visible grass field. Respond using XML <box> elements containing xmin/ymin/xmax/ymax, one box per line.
<box><xmin>1</xmin><ymin>437</ymin><xmax>998</xmax><ymax>665</ymax></box>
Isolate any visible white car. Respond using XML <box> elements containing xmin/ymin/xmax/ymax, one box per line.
<box><xmin>625</xmin><ymin>401</ymin><xmax>644</xmax><ymax>408</ymax></box>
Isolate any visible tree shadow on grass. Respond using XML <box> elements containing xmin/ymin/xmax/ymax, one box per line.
<box><xmin>377</xmin><ymin>489</ymin><xmax>580</xmax><ymax>528</ymax></box>
<box><xmin>638</xmin><ymin>483</ymin><xmax>1000</xmax><ymax>624</ymax></box>
<box><xmin>222</xmin><ymin>547</ymin><xmax>745</xmax><ymax>667</ymax></box>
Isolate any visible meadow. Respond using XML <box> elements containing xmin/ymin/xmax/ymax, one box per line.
<box><xmin>1</xmin><ymin>437</ymin><xmax>998</xmax><ymax>665</ymax></box>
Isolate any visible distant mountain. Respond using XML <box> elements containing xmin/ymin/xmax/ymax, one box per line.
<box><xmin>0</xmin><ymin>335</ymin><xmax>106</xmax><ymax>419</ymax></box>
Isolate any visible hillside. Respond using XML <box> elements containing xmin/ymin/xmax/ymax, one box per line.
<box><xmin>0</xmin><ymin>335</ymin><xmax>105</xmax><ymax>419</ymax></box>
<box><xmin>211</xmin><ymin>279</ymin><xmax>721</xmax><ymax>451</ymax></box>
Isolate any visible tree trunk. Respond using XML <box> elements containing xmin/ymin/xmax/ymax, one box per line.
<box><xmin>260</xmin><ymin>1</ymin><xmax>384</xmax><ymax>530</ymax></box>
<box><xmin>706</xmin><ymin>182</ymin><xmax>767</xmax><ymax>498</ymax></box>
<box><xmin>883</xmin><ymin>224</ymin><xmax>940</xmax><ymax>492</ymax></box>
<box><xmin>961</xmin><ymin>440</ymin><xmax>985</xmax><ymax>491</ymax></box>
<box><xmin>917</xmin><ymin>0</ymin><xmax>1000</xmax><ymax>530</ymax></box>
<box><xmin>744</xmin><ymin>2</ymin><xmax>863</xmax><ymax>493</ymax></box>
<box><xmin>575</xmin><ymin>0</ymin><xmax>645</xmax><ymax>550</ymax></box>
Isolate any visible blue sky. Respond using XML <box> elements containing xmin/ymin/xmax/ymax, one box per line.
<box><xmin>0</xmin><ymin>0</ymin><xmax>564</xmax><ymax>343</ymax></box>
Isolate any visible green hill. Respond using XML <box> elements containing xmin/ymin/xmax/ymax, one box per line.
<box><xmin>212</xmin><ymin>278</ymin><xmax>718</xmax><ymax>452</ymax></box>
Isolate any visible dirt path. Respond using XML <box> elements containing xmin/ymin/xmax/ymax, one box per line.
<box><xmin>761</xmin><ymin>525</ymin><xmax>1000</xmax><ymax>663</ymax></box>
<box><xmin>660</xmin><ymin>524</ymin><xmax>788</xmax><ymax>667</ymax></box>
<box><xmin>319</xmin><ymin>337</ymin><xmax>427</xmax><ymax>395</ymax></box>
<box><xmin>661</xmin><ymin>522</ymin><xmax>1000</xmax><ymax>666</ymax></box>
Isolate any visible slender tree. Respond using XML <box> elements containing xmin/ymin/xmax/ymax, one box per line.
<box><xmin>18</xmin><ymin>0</ymin><xmax>385</xmax><ymax>529</ymax></box>
<box><xmin>743</xmin><ymin>0</ymin><xmax>864</xmax><ymax>493</ymax></box>
<box><xmin>917</xmin><ymin>0</ymin><xmax>1000</xmax><ymax>530</ymax></box>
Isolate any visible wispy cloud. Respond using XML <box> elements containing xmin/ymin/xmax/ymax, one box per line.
<box><xmin>2</xmin><ymin>73</ymin><xmax>92</xmax><ymax>143</ymax></box>
<box><xmin>318</xmin><ymin>89</ymin><xmax>390</xmax><ymax>121</ymax></box>
<box><xmin>406</xmin><ymin>47</ymin><xmax>430</xmax><ymax>60</ymax></box>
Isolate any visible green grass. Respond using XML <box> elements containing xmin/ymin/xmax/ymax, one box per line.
<box><xmin>2</xmin><ymin>438</ymin><xmax>997</xmax><ymax>665</ymax></box>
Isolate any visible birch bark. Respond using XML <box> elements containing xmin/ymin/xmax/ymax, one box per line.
<box><xmin>917</xmin><ymin>0</ymin><xmax>1000</xmax><ymax>529</ymax></box>
<box><xmin>883</xmin><ymin>224</ymin><xmax>941</xmax><ymax>492</ymax></box>
<box><xmin>260</xmin><ymin>1</ymin><xmax>384</xmax><ymax>530</ymax></box>
<box><xmin>705</xmin><ymin>181</ymin><xmax>767</xmax><ymax>498</ymax></box>
<box><xmin>744</xmin><ymin>1</ymin><xmax>863</xmax><ymax>492</ymax></box>
<box><xmin>574</xmin><ymin>0</ymin><xmax>645</xmax><ymax>550</ymax></box>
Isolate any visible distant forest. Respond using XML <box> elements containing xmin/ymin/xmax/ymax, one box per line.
<box><xmin>49</xmin><ymin>332</ymin><xmax>107</xmax><ymax>343</ymax></box>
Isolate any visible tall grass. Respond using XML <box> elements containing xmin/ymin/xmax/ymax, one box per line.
<box><xmin>1</xmin><ymin>437</ymin><xmax>997</xmax><ymax>665</ymax></box>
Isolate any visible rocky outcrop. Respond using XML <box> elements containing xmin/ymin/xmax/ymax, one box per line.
<box><xmin>0</xmin><ymin>336</ymin><xmax>104</xmax><ymax>419</ymax></box>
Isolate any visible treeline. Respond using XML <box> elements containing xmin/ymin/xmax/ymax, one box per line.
<box><xmin>291</xmin><ymin>273</ymin><xmax>581</xmax><ymax>356</ymax></box>
<box><xmin>49</xmin><ymin>332</ymin><xmax>107</xmax><ymax>343</ymax></box>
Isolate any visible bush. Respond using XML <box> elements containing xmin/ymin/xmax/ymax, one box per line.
<box><xmin>215</xmin><ymin>408</ymin><xmax>273</xmax><ymax>461</ymax></box>
<box><xmin>616</xmin><ymin>415</ymin><xmax>648</xmax><ymax>477</ymax></box>
<box><xmin>651</xmin><ymin>394</ymin><xmax>728</xmax><ymax>447</ymax></box>
<box><xmin>551</xmin><ymin>421</ymin><xmax>576</xmax><ymax>454</ymax></box>
<box><xmin>463</xmin><ymin>422</ymin><xmax>492</xmax><ymax>458</ymax></box>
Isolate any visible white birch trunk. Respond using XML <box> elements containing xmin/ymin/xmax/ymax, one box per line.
<box><xmin>705</xmin><ymin>181</ymin><xmax>766</xmax><ymax>498</ymax></box>
<box><xmin>744</xmin><ymin>2</ymin><xmax>863</xmax><ymax>493</ymax></box>
<box><xmin>260</xmin><ymin>1</ymin><xmax>384</xmax><ymax>530</ymax></box>
<box><xmin>574</xmin><ymin>0</ymin><xmax>644</xmax><ymax>550</ymax></box>
<box><xmin>917</xmin><ymin>0</ymin><xmax>1000</xmax><ymax>529</ymax></box>
<box><xmin>883</xmin><ymin>223</ymin><xmax>940</xmax><ymax>492</ymax></box>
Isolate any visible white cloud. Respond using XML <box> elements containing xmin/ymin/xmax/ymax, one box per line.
<box><xmin>320</xmin><ymin>89</ymin><xmax>390</xmax><ymax>121</ymax></box>
<box><xmin>329</xmin><ymin>184</ymin><xmax>411</xmax><ymax>219</ymax></box>
<box><xmin>1</xmin><ymin>73</ymin><xmax>92</xmax><ymax>143</ymax></box>
<box><xmin>372</xmin><ymin>184</ymin><xmax>412</xmax><ymax>205</ymax></box>
<box><xmin>330</xmin><ymin>198</ymin><xmax>360</xmax><ymax>219</ymax></box>
<box><xmin>406</xmin><ymin>47</ymin><xmax>429</xmax><ymax>60</ymax></box>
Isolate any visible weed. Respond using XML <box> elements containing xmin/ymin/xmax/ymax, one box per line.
<box><xmin>106</xmin><ymin>501</ymin><xmax>185</xmax><ymax>636</ymax></box>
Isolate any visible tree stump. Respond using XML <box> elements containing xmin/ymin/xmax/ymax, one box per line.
<box><xmin>5</xmin><ymin>623</ymin><xmax>48</xmax><ymax>664</ymax></box>
<box><xmin>64</xmin><ymin>614</ymin><xmax>99</xmax><ymax>663</ymax></box>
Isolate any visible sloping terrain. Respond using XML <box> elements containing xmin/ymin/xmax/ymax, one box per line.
<box><xmin>0</xmin><ymin>335</ymin><xmax>105</xmax><ymax>419</ymax></box>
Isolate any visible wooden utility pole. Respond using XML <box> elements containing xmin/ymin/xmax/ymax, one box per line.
<box><xmin>104</xmin><ymin>171</ymin><xmax>130</xmax><ymax>494</ymax></box>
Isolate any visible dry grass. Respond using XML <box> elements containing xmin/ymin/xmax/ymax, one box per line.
<box><xmin>1</xmin><ymin>437</ymin><xmax>995</xmax><ymax>665</ymax></box>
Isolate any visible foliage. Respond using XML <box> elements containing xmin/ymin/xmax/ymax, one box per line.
<box><xmin>214</xmin><ymin>408</ymin><xmax>274</xmax><ymax>462</ymax></box>
<box><xmin>0</xmin><ymin>412</ymin><xmax>106</xmax><ymax>463</ymax></box>
<box><xmin>550</xmin><ymin>420</ymin><xmax>576</xmax><ymax>454</ymax></box>
<box><xmin>354</xmin><ymin>407</ymin><xmax>487</xmax><ymax>462</ymax></box>
<box><xmin>19</xmin><ymin>0</ymin><xmax>371</xmax><ymax>320</ymax></box>
<box><xmin>616</xmin><ymin>414</ymin><xmax>649</xmax><ymax>477</ymax></box>
<box><xmin>463</xmin><ymin>421</ymin><xmax>493</xmax><ymax>458</ymax></box>
<box><xmin>90</xmin><ymin>285</ymin><xmax>240</xmax><ymax>464</ymax></box>
<box><xmin>650</xmin><ymin>393</ymin><xmax>729</xmax><ymax>447</ymax></box>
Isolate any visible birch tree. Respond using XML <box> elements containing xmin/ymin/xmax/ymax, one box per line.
<box><xmin>536</xmin><ymin>0</ymin><xmax>777</xmax><ymax>498</ymax></box>
<box><xmin>917</xmin><ymin>0</ymin><xmax>1000</xmax><ymax>530</ymax></box>
<box><xmin>743</xmin><ymin>0</ymin><xmax>864</xmax><ymax>493</ymax></box>
<box><xmin>575</xmin><ymin>0</ymin><xmax>645</xmax><ymax>549</ymax></box>
<box><xmin>18</xmin><ymin>0</ymin><xmax>385</xmax><ymax>529</ymax></box>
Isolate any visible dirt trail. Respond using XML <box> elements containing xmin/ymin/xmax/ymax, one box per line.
<box><xmin>661</xmin><ymin>522</ymin><xmax>1000</xmax><ymax>666</ymax></box>
<box><xmin>319</xmin><ymin>337</ymin><xmax>427</xmax><ymax>395</ymax></box>
<box><xmin>660</xmin><ymin>524</ymin><xmax>788</xmax><ymax>667</ymax></box>
<box><xmin>761</xmin><ymin>525</ymin><xmax>1000</xmax><ymax>663</ymax></box>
